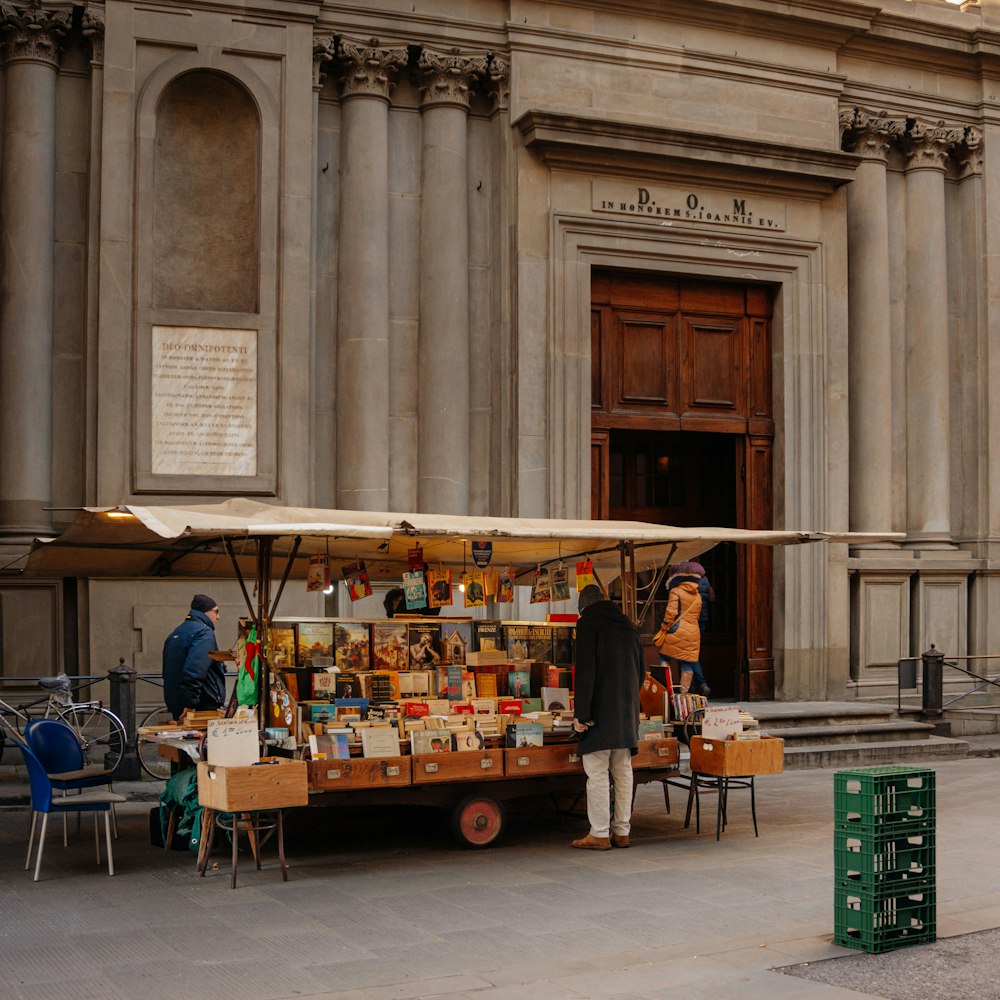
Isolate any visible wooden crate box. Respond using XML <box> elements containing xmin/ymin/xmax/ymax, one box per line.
<box><xmin>308</xmin><ymin>756</ymin><xmax>411</xmax><ymax>791</ymax></box>
<box><xmin>503</xmin><ymin>744</ymin><xmax>585</xmax><ymax>777</ymax></box>
<box><xmin>633</xmin><ymin>737</ymin><xmax>679</xmax><ymax>770</ymax></box>
<box><xmin>411</xmin><ymin>749</ymin><xmax>505</xmax><ymax>785</ymax></box>
<box><xmin>197</xmin><ymin>757</ymin><xmax>308</xmax><ymax>812</ymax></box>
<box><xmin>689</xmin><ymin>735</ymin><xmax>784</xmax><ymax>776</ymax></box>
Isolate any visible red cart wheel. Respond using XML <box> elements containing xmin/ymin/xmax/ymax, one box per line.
<box><xmin>452</xmin><ymin>794</ymin><xmax>506</xmax><ymax>848</ymax></box>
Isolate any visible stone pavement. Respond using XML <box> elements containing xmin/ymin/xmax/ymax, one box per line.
<box><xmin>1</xmin><ymin>750</ymin><xmax>999</xmax><ymax>1000</ymax></box>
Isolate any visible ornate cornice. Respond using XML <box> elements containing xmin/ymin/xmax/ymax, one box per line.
<box><xmin>313</xmin><ymin>33</ymin><xmax>334</xmax><ymax>89</ymax></box>
<box><xmin>0</xmin><ymin>0</ymin><xmax>70</xmax><ymax>67</ymax></box>
<box><xmin>956</xmin><ymin>125</ymin><xmax>984</xmax><ymax>178</ymax></box>
<box><xmin>82</xmin><ymin>5</ymin><xmax>104</xmax><ymax>66</ymax></box>
<box><xmin>337</xmin><ymin>37</ymin><xmax>408</xmax><ymax>103</ymax></box>
<box><xmin>839</xmin><ymin>108</ymin><xmax>905</xmax><ymax>163</ymax></box>
<box><xmin>903</xmin><ymin>118</ymin><xmax>966</xmax><ymax>171</ymax></box>
<box><xmin>417</xmin><ymin>47</ymin><xmax>489</xmax><ymax>110</ymax></box>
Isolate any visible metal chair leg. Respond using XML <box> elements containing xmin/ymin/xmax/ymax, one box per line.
<box><xmin>105</xmin><ymin>812</ymin><xmax>115</xmax><ymax>875</ymax></box>
<box><xmin>94</xmin><ymin>811</ymin><xmax>101</xmax><ymax>864</ymax></box>
<box><xmin>750</xmin><ymin>776</ymin><xmax>758</xmax><ymax>837</ymax></box>
<box><xmin>277</xmin><ymin>810</ymin><xmax>288</xmax><ymax>882</ymax></box>
<box><xmin>33</xmin><ymin>814</ymin><xmax>49</xmax><ymax>881</ymax></box>
<box><xmin>231</xmin><ymin>815</ymin><xmax>239</xmax><ymax>889</ymax></box>
<box><xmin>716</xmin><ymin>778</ymin><xmax>724</xmax><ymax>841</ymax></box>
<box><xmin>25</xmin><ymin>811</ymin><xmax>37</xmax><ymax>870</ymax></box>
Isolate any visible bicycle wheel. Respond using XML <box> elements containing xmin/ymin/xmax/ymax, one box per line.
<box><xmin>63</xmin><ymin>705</ymin><xmax>126</xmax><ymax>773</ymax></box>
<box><xmin>137</xmin><ymin>706</ymin><xmax>175</xmax><ymax>780</ymax></box>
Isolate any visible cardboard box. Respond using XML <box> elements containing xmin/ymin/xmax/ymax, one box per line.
<box><xmin>197</xmin><ymin>757</ymin><xmax>308</xmax><ymax>812</ymax></box>
<box><xmin>689</xmin><ymin>735</ymin><xmax>784</xmax><ymax>776</ymax></box>
<box><xmin>308</xmin><ymin>756</ymin><xmax>411</xmax><ymax>791</ymax></box>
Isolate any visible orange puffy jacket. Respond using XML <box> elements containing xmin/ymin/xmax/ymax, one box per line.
<box><xmin>653</xmin><ymin>577</ymin><xmax>702</xmax><ymax>662</ymax></box>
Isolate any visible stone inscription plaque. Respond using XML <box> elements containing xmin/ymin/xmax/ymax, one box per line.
<box><xmin>151</xmin><ymin>326</ymin><xmax>257</xmax><ymax>476</ymax></box>
<box><xmin>592</xmin><ymin>181</ymin><xmax>786</xmax><ymax>231</ymax></box>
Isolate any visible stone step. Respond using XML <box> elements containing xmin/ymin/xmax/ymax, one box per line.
<box><xmin>761</xmin><ymin>720</ymin><xmax>937</xmax><ymax>746</ymax></box>
<box><xmin>781</xmin><ymin>735</ymin><xmax>969</xmax><ymax>770</ymax></box>
<box><xmin>751</xmin><ymin>702</ymin><xmax>895</xmax><ymax>729</ymax></box>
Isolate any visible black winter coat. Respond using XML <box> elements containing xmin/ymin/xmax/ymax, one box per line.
<box><xmin>162</xmin><ymin>609</ymin><xmax>225</xmax><ymax>719</ymax></box>
<box><xmin>573</xmin><ymin>599</ymin><xmax>645</xmax><ymax>755</ymax></box>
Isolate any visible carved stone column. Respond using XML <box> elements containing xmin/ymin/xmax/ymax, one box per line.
<box><xmin>416</xmin><ymin>48</ymin><xmax>487</xmax><ymax>515</ymax></box>
<box><xmin>903</xmin><ymin>120</ymin><xmax>964</xmax><ymax>546</ymax></box>
<box><xmin>334</xmin><ymin>38</ymin><xmax>407</xmax><ymax>511</ymax></box>
<box><xmin>0</xmin><ymin>0</ymin><xmax>70</xmax><ymax>540</ymax></box>
<box><xmin>841</xmin><ymin>109</ymin><xmax>903</xmax><ymax>539</ymax></box>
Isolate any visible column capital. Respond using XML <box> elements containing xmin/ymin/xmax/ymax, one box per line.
<box><xmin>418</xmin><ymin>47</ymin><xmax>489</xmax><ymax>110</ymax></box>
<box><xmin>839</xmin><ymin>107</ymin><xmax>905</xmax><ymax>162</ymax></box>
<box><xmin>82</xmin><ymin>4</ymin><xmax>104</xmax><ymax>66</ymax></box>
<box><xmin>0</xmin><ymin>0</ymin><xmax>70</xmax><ymax>67</ymax></box>
<box><xmin>313</xmin><ymin>32</ymin><xmax>335</xmax><ymax>89</ymax></box>
<box><xmin>956</xmin><ymin>125</ymin><xmax>984</xmax><ymax>178</ymax></box>
<box><xmin>903</xmin><ymin>118</ymin><xmax>965</xmax><ymax>171</ymax></box>
<box><xmin>337</xmin><ymin>36</ymin><xmax>408</xmax><ymax>102</ymax></box>
<box><xmin>485</xmin><ymin>54</ymin><xmax>509</xmax><ymax>112</ymax></box>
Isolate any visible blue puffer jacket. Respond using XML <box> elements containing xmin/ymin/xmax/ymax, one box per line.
<box><xmin>162</xmin><ymin>609</ymin><xmax>225</xmax><ymax>719</ymax></box>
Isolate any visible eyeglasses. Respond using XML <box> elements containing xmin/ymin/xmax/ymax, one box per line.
<box><xmin>210</xmin><ymin>608</ymin><xmax>220</xmax><ymax>616</ymax></box>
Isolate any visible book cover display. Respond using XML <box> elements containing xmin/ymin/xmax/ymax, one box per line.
<box><xmin>402</xmin><ymin>570</ymin><xmax>427</xmax><ymax>610</ymax></box>
<box><xmin>506</xmin><ymin>722</ymin><xmax>544</xmax><ymax>748</ymax></box>
<box><xmin>439</xmin><ymin>620</ymin><xmax>472</xmax><ymax>664</ymax></box>
<box><xmin>335</xmin><ymin>621</ymin><xmax>371</xmax><ymax>672</ymax></box>
<box><xmin>472</xmin><ymin>620</ymin><xmax>503</xmax><ymax>652</ymax></box>
<box><xmin>267</xmin><ymin>627</ymin><xmax>297</xmax><ymax>670</ymax></box>
<box><xmin>504</xmin><ymin>623</ymin><xmax>574</xmax><ymax>664</ymax></box>
<box><xmin>427</xmin><ymin>568</ymin><xmax>452</xmax><ymax>608</ymax></box>
<box><xmin>342</xmin><ymin>560</ymin><xmax>372</xmax><ymax>600</ymax></box>
<box><xmin>463</xmin><ymin>570</ymin><xmax>486</xmax><ymax>608</ymax></box>
<box><xmin>372</xmin><ymin>621</ymin><xmax>408</xmax><ymax>671</ymax></box>
<box><xmin>408</xmin><ymin>623</ymin><xmax>442</xmax><ymax>667</ymax></box>
<box><xmin>411</xmin><ymin>730</ymin><xmax>453</xmax><ymax>754</ymax></box>
<box><xmin>550</xmin><ymin>567</ymin><xmax>571</xmax><ymax>602</ymax></box>
<box><xmin>297</xmin><ymin>622</ymin><xmax>333</xmax><ymax>669</ymax></box>
<box><xmin>529</xmin><ymin>569</ymin><xmax>551</xmax><ymax>604</ymax></box>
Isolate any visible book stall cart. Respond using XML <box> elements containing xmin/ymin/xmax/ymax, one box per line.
<box><xmin>19</xmin><ymin>499</ymin><xmax>898</xmax><ymax>848</ymax></box>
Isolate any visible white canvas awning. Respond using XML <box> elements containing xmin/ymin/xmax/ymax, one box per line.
<box><xmin>14</xmin><ymin>498</ymin><xmax>902</xmax><ymax>582</ymax></box>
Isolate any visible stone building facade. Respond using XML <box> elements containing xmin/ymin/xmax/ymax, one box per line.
<box><xmin>0</xmin><ymin>0</ymin><xmax>995</xmax><ymax>702</ymax></box>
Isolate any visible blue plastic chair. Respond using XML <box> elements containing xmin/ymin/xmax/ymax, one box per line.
<box><xmin>27</xmin><ymin>719</ymin><xmax>119</xmax><ymax>840</ymax></box>
<box><xmin>17</xmin><ymin>740</ymin><xmax>125</xmax><ymax>880</ymax></box>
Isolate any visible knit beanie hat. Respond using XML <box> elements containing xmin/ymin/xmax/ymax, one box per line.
<box><xmin>578</xmin><ymin>583</ymin><xmax>605</xmax><ymax>612</ymax></box>
<box><xmin>191</xmin><ymin>594</ymin><xmax>217</xmax><ymax>612</ymax></box>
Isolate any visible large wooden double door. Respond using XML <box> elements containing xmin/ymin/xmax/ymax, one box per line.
<box><xmin>590</xmin><ymin>270</ymin><xmax>775</xmax><ymax>700</ymax></box>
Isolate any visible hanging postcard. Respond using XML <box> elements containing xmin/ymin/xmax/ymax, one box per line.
<box><xmin>427</xmin><ymin>567</ymin><xmax>453</xmax><ymax>608</ymax></box>
<box><xmin>408</xmin><ymin>546</ymin><xmax>426</xmax><ymax>571</ymax></box>
<box><xmin>483</xmin><ymin>571</ymin><xmax>499</xmax><ymax>598</ymax></box>
<box><xmin>402</xmin><ymin>570</ymin><xmax>427</xmax><ymax>610</ymax></box>
<box><xmin>551</xmin><ymin>566</ymin><xmax>571</xmax><ymax>602</ymax></box>
<box><xmin>576</xmin><ymin>559</ymin><xmax>595</xmax><ymax>591</ymax></box>
<box><xmin>342</xmin><ymin>559</ymin><xmax>372</xmax><ymax>601</ymax></box>
<box><xmin>306</xmin><ymin>553</ymin><xmax>330</xmax><ymax>593</ymax></box>
<box><xmin>496</xmin><ymin>566</ymin><xmax>515</xmax><ymax>603</ymax></box>
<box><xmin>464</xmin><ymin>569</ymin><xmax>486</xmax><ymax>608</ymax></box>
<box><xmin>530</xmin><ymin>568</ymin><xmax>552</xmax><ymax>604</ymax></box>
<box><xmin>471</xmin><ymin>541</ymin><xmax>493</xmax><ymax>568</ymax></box>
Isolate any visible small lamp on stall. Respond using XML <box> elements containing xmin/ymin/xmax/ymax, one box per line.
<box><xmin>458</xmin><ymin>541</ymin><xmax>468</xmax><ymax>593</ymax></box>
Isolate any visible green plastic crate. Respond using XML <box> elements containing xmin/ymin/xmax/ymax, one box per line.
<box><xmin>834</xmin><ymin>884</ymin><xmax>936</xmax><ymax>954</ymax></box>
<box><xmin>834</xmin><ymin>767</ymin><xmax>935</xmax><ymax>828</ymax></box>
<box><xmin>834</xmin><ymin>827</ymin><xmax>935</xmax><ymax>888</ymax></box>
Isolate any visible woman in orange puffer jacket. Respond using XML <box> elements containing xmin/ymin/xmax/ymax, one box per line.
<box><xmin>653</xmin><ymin>566</ymin><xmax>708</xmax><ymax>696</ymax></box>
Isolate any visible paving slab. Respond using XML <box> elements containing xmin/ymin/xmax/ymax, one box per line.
<box><xmin>1</xmin><ymin>756</ymin><xmax>999</xmax><ymax>999</ymax></box>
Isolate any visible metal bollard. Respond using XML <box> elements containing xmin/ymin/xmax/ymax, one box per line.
<box><xmin>921</xmin><ymin>644</ymin><xmax>944</xmax><ymax>718</ymax></box>
<box><xmin>108</xmin><ymin>656</ymin><xmax>142</xmax><ymax>779</ymax></box>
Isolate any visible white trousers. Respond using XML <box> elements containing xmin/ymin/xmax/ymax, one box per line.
<box><xmin>581</xmin><ymin>748</ymin><xmax>634</xmax><ymax>839</ymax></box>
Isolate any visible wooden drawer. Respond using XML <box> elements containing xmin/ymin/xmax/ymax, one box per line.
<box><xmin>633</xmin><ymin>737</ymin><xmax>679</xmax><ymax>769</ymax></box>
<box><xmin>308</xmin><ymin>756</ymin><xmax>411</xmax><ymax>791</ymax></box>
<box><xmin>689</xmin><ymin>735</ymin><xmax>784</xmax><ymax>776</ymax></box>
<box><xmin>197</xmin><ymin>758</ymin><xmax>308</xmax><ymax>812</ymax></box>
<box><xmin>411</xmin><ymin>749</ymin><xmax>505</xmax><ymax>785</ymax></box>
<box><xmin>504</xmin><ymin>744</ymin><xmax>584</xmax><ymax>777</ymax></box>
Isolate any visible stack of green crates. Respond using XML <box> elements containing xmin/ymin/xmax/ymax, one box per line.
<box><xmin>833</xmin><ymin>765</ymin><xmax>936</xmax><ymax>953</ymax></box>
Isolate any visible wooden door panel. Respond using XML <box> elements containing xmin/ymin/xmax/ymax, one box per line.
<box><xmin>683</xmin><ymin>315</ymin><xmax>742</xmax><ymax>413</ymax></box>
<box><xmin>618</xmin><ymin>313</ymin><xmax>675</xmax><ymax>408</ymax></box>
<box><xmin>591</xmin><ymin>431</ymin><xmax>609</xmax><ymax>520</ymax></box>
<box><xmin>591</xmin><ymin>308</ymin><xmax>604</xmax><ymax>410</ymax></box>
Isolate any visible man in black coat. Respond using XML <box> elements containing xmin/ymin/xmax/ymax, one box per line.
<box><xmin>163</xmin><ymin>594</ymin><xmax>226</xmax><ymax>720</ymax></box>
<box><xmin>571</xmin><ymin>584</ymin><xmax>645</xmax><ymax>850</ymax></box>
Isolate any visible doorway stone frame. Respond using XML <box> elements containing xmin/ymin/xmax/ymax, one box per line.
<box><xmin>548</xmin><ymin>212</ymin><xmax>849</xmax><ymax>699</ymax></box>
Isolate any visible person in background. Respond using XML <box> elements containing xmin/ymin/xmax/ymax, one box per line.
<box><xmin>571</xmin><ymin>583</ymin><xmax>645</xmax><ymax>851</ymax></box>
<box><xmin>654</xmin><ymin>564</ymin><xmax>709</xmax><ymax>697</ymax></box>
<box><xmin>162</xmin><ymin>594</ymin><xmax>226</xmax><ymax>720</ymax></box>
<box><xmin>685</xmin><ymin>560</ymin><xmax>715</xmax><ymax>636</ymax></box>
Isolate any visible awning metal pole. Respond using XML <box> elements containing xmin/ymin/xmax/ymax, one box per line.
<box><xmin>223</xmin><ymin>538</ymin><xmax>258</xmax><ymax>625</ymax></box>
<box><xmin>268</xmin><ymin>535</ymin><xmax>301</xmax><ymax>620</ymax></box>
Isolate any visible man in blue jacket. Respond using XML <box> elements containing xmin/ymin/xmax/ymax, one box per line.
<box><xmin>163</xmin><ymin>594</ymin><xmax>226</xmax><ymax>720</ymax></box>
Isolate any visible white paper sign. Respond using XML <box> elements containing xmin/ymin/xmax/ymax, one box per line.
<box><xmin>206</xmin><ymin>718</ymin><xmax>260</xmax><ymax>766</ymax></box>
<box><xmin>701</xmin><ymin>706</ymin><xmax>743</xmax><ymax>741</ymax></box>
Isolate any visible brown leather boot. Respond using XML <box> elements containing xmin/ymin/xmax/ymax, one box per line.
<box><xmin>571</xmin><ymin>833</ymin><xmax>611</xmax><ymax>850</ymax></box>
<box><xmin>611</xmin><ymin>834</ymin><xmax>630</xmax><ymax>848</ymax></box>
